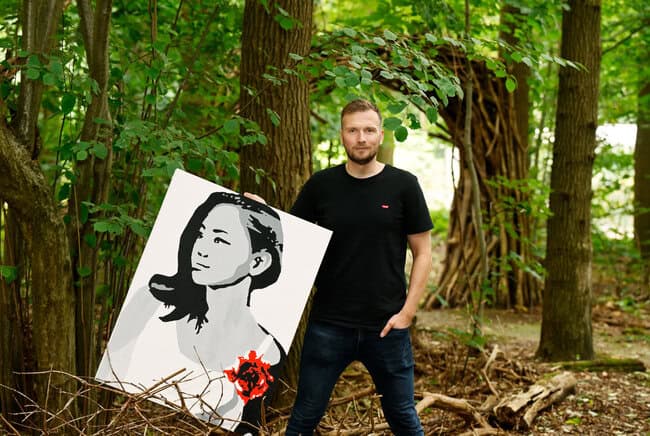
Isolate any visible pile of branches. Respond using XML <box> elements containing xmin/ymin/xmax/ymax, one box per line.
<box><xmin>0</xmin><ymin>330</ymin><xmax>577</xmax><ymax>435</ymax></box>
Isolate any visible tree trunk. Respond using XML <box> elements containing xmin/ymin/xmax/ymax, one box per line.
<box><xmin>0</xmin><ymin>0</ymin><xmax>74</xmax><ymax>414</ymax></box>
<box><xmin>239</xmin><ymin>0</ymin><xmax>313</xmax><ymax>210</ymax></box>
<box><xmin>537</xmin><ymin>0</ymin><xmax>601</xmax><ymax>361</ymax></box>
<box><xmin>634</xmin><ymin>82</ymin><xmax>650</xmax><ymax>286</ymax></box>
<box><xmin>0</xmin><ymin>209</ymin><xmax>29</xmax><ymax>413</ymax></box>
<box><xmin>0</xmin><ymin>122</ymin><xmax>75</xmax><ymax>407</ymax></box>
<box><xmin>67</xmin><ymin>0</ymin><xmax>114</xmax><ymax>382</ymax></box>
<box><xmin>239</xmin><ymin>0</ymin><xmax>313</xmax><ymax>408</ymax></box>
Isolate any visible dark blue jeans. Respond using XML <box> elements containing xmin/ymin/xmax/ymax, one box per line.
<box><xmin>286</xmin><ymin>320</ymin><xmax>423</xmax><ymax>436</ymax></box>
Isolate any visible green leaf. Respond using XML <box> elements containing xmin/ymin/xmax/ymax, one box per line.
<box><xmin>187</xmin><ymin>158</ymin><xmax>203</xmax><ymax>172</ymax></box>
<box><xmin>275</xmin><ymin>14</ymin><xmax>294</xmax><ymax>30</ymax></box>
<box><xmin>344</xmin><ymin>74</ymin><xmax>359</xmax><ymax>86</ymax></box>
<box><xmin>61</xmin><ymin>94</ymin><xmax>76</xmax><ymax>114</ymax></box>
<box><xmin>76</xmin><ymin>150</ymin><xmax>88</xmax><ymax>161</ymax></box>
<box><xmin>266</xmin><ymin>108</ymin><xmax>280</xmax><ymax>127</ymax></box>
<box><xmin>77</xmin><ymin>266</ymin><xmax>92</xmax><ymax>278</ymax></box>
<box><xmin>394</xmin><ymin>126</ymin><xmax>408</xmax><ymax>142</ymax></box>
<box><xmin>42</xmin><ymin>73</ymin><xmax>56</xmax><ymax>86</ymax></box>
<box><xmin>383</xmin><ymin>117</ymin><xmax>402</xmax><ymax>130</ymax></box>
<box><xmin>342</xmin><ymin>28</ymin><xmax>357</xmax><ymax>37</ymax></box>
<box><xmin>166</xmin><ymin>161</ymin><xmax>182</xmax><ymax>177</ymax></box>
<box><xmin>223</xmin><ymin>118</ymin><xmax>240</xmax><ymax>134</ymax></box>
<box><xmin>94</xmin><ymin>221</ymin><xmax>111</xmax><ymax>233</ymax></box>
<box><xmin>426</xmin><ymin>107</ymin><xmax>438</xmax><ymax>124</ymax></box>
<box><xmin>27</xmin><ymin>55</ymin><xmax>41</xmax><ymax>67</ymax></box>
<box><xmin>0</xmin><ymin>265</ymin><xmax>18</xmax><ymax>284</ymax></box>
<box><xmin>387</xmin><ymin>101</ymin><xmax>407</xmax><ymax>114</ymax></box>
<box><xmin>505</xmin><ymin>77</ymin><xmax>517</xmax><ymax>92</ymax></box>
<box><xmin>25</xmin><ymin>68</ymin><xmax>40</xmax><ymax>80</ymax></box>
<box><xmin>128</xmin><ymin>221</ymin><xmax>148</xmax><ymax>237</ymax></box>
<box><xmin>84</xmin><ymin>233</ymin><xmax>97</xmax><ymax>248</ymax></box>
<box><xmin>408</xmin><ymin>113</ymin><xmax>420</xmax><ymax>129</ymax></box>
<box><xmin>383</xmin><ymin>30</ymin><xmax>397</xmax><ymax>41</ymax></box>
<box><xmin>92</xmin><ymin>143</ymin><xmax>108</xmax><ymax>160</ymax></box>
<box><xmin>373</xmin><ymin>37</ymin><xmax>386</xmax><ymax>46</ymax></box>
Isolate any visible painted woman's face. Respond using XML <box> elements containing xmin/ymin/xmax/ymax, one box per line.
<box><xmin>191</xmin><ymin>204</ymin><xmax>253</xmax><ymax>287</ymax></box>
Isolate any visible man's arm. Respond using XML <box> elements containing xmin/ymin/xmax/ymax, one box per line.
<box><xmin>380</xmin><ymin>230</ymin><xmax>432</xmax><ymax>337</ymax></box>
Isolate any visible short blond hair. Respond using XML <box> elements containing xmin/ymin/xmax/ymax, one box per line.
<box><xmin>340</xmin><ymin>99</ymin><xmax>382</xmax><ymax>126</ymax></box>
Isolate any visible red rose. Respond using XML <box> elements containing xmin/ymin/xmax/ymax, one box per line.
<box><xmin>224</xmin><ymin>350</ymin><xmax>274</xmax><ymax>404</ymax></box>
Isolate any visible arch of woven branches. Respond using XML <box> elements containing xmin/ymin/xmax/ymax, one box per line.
<box><xmin>423</xmin><ymin>47</ymin><xmax>542</xmax><ymax>309</ymax></box>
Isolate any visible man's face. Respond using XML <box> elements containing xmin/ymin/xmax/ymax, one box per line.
<box><xmin>340</xmin><ymin>110</ymin><xmax>384</xmax><ymax>165</ymax></box>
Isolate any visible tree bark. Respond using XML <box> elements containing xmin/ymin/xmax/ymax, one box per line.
<box><xmin>67</xmin><ymin>0</ymin><xmax>114</xmax><ymax>382</ymax></box>
<box><xmin>0</xmin><ymin>209</ymin><xmax>29</xmax><ymax>413</ymax></box>
<box><xmin>11</xmin><ymin>0</ymin><xmax>65</xmax><ymax>154</ymax></box>
<box><xmin>634</xmin><ymin>82</ymin><xmax>650</xmax><ymax>286</ymax></box>
<box><xmin>0</xmin><ymin>0</ymin><xmax>75</xmax><ymax>413</ymax></box>
<box><xmin>537</xmin><ymin>0</ymin><xmax>601</xmax><ymax>361</ymax></box>
<box><xmin>0</xmin><ymin>122</ymin><xmax>75</xmax><ymax>406</ymax></box>
<box><xmin>239</xmin><ymin>0</ymin><xmax>314</xmax><ymax>408</ymax></box>
<box><xmin>239</xmin><ymin>0</ymin><xmax>313</xmax><ymax>210</ymax></box>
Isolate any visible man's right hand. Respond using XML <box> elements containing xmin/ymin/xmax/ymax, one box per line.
<box><xmin>243</xmin><ymin>192</ymin><xmax>267</xmax><ymax>204</ymax></box>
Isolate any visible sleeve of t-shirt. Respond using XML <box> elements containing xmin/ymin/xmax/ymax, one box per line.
<box><xmin>404</xmin><ymin>174</ymin><xmax>433</xmax><ymax>235</ymax></box>
<box><xmin>290</xmin><ymin>176</ymin><xmax>318</xmax><ymax>223</ymax></box>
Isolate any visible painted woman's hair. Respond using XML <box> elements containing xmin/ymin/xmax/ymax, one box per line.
<box><xmin>149</xmin><ymin>192</ymin><xmax>283</xmax><ymax>332</ymax></box>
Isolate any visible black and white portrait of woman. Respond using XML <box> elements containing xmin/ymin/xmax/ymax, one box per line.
<box><xmin>96</xmin><ymin>170</ymin><xmax>331</xmax><ymax>434</ymax></box>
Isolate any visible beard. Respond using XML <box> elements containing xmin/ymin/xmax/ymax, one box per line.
<box><xmin>345</xmin><ymin>148</ymin><xmax>378</xmax><ymax>165</ymax></box>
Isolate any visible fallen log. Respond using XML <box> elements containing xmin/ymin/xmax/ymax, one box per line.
<box><xmin>555</xmin><ymin>358</ymin><xmax>646</xmax><ymax>373</ymax></box>
<box><xmin>493</xmin><ymin>371</ymin><xmax>576</xmax><ymax>430</ymax></box>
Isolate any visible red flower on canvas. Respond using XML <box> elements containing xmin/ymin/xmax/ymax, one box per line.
<box><xmin>224</xmin><ymin>350</ymin><xmax>274</xmax><ymax>404</ymax></box>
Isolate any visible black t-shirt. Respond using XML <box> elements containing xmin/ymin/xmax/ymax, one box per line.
<box><xmin>291</xmin><ymin>164</ymin><xmax>433</xmax><ymax>330</ymax></box>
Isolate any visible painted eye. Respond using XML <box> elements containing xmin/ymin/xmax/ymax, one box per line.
<box><xmin>213</xmin><ymin>237</ymin><xmax>231</xmax><ymax>245</ymax></box>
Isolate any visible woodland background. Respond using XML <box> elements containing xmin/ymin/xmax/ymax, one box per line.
<box><xmin>0</xmin><ymin>0</ymin><xmax>649</xmax><ymax>434</ymax></box>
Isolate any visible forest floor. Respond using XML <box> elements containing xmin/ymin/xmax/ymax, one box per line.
<box><xmin>308</xmin><ymin>300</ymin><xmax>650</xmax><ymax>436</ymax></box>
<box><xmin>410</xmin><ymin>303</ymin><xmax>650</xmax><ymax>435</ymax></box>
<box><xmin>2</xmin><ymin>260</ymin><xmax>649</xmax><ymax>435</ymax></box>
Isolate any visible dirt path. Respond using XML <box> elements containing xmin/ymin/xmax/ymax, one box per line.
<box><xmin>415</xmin><ymin>307</ymin><xmax>650</xmax><ymax>368</ymax></box>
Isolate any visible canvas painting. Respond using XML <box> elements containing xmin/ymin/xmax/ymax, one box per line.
<box><xmin>96</xmin><ymin>169</ymin><xmax>332</xmax><ymax>434</ymax></box>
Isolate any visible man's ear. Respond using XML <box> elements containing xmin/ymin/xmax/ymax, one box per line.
<box><xmin>249</xmin><ymin>251</ymin><xmax>272</xmax><ymax>277</ymax></box>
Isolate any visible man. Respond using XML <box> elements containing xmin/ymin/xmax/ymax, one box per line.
<box><xmin>284</xmin><ymin>99</ymin><xmax>433</xmax><ymax>435</ymax></box>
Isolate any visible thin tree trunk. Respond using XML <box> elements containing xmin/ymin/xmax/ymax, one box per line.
<box><xmin>634</xmin><ymin>82</ymin><xmax>650</xmax><ymax>286</ymax></box>
<box><xmin>537</xmin><ymin>0</ymin><xmax>601</xmax><ymax>361</ymax></box>
<box><xmin>0</xmin><ymin>208</ymin><xmax>29</xmax><ymax>413</ymax></box>
<box><xmin>67</xmin><ymin>0</ymin><xmax>114</xmax><ymax>381</ymax></box>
